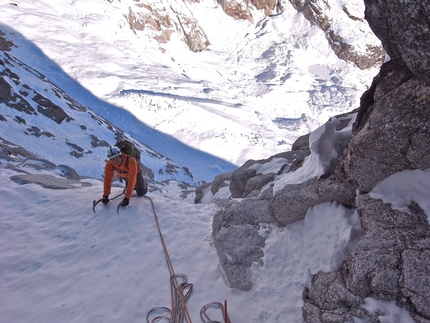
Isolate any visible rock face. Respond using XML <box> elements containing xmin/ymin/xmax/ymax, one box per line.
<box><xmin>303</xmin><ymin>194</ymin><xmax>430</xmax><ymax>323</ymax></box>
<box><xmin>288</xmin><ymin>0</ymin><xmax>385</xmax><ymax>69</ymax></box>
<box><xmin>198</xmin><ymin>0</ymin><xmax>430</xmax><ymax>320</ymax></box>
<box><xmin>217</xmin><ymin>0</ymin><xmax>278</xmax><ymax>21</ymax></box>
<box><xmin>217</xmin><ymin>0</ymin><xmax>384</xmax><ymax>69</ymax></box>
<box><xmin>123</xmin><ymin>0</ymin><xmax>211</xmax><ymax>52</ymax></box>
<box><xmin>341</xmin><ymin>62</ymin><xmax>430</xmax><ymax>193</ymax></box>
<box><xmin>364</xmin><ymin>0</ymin><xmax>430</xmax><ymax>81</ymax></box>
<box><xmin>206</xmin><ymin>112</ymin><xmax>359</xmax><ymax>291</ymax></box>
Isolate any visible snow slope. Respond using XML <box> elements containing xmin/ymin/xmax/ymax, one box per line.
<box><xmin>1</xmin><ymin>145</ymin><xmax>424</xmax><ymax>322</ymax></box>
<box><xmin>1</xmin><ymin>107</ymin><xmax>425</xmax><ymax>322</ymax></box>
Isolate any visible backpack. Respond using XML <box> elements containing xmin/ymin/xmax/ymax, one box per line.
<box><xmin>115</xmin><ymin>140</ymin><xmax>141</xmax><ymax>162</ymax></box>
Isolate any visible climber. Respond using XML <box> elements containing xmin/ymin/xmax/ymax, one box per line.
<box><xmin>101</xmin><ymin>146</ymin><xmax>147</xmax><ymax>207</ymax></box>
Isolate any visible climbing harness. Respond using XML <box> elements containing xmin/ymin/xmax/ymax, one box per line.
<box><xmin>145</xmin><ymin>196</ymin><xmax>232</xmax><ymax>323</ymax></box>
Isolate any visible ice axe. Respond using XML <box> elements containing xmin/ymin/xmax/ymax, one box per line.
<box><xmin>92</xmin><ymin>191</ymin><xmax>125</xmax><ymax>213</ymax></box>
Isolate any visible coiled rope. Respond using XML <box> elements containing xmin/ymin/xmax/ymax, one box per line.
<box><xmin>146</xmin><ymin>196</ymin><xmax>193</xmax><ymax>323</ymax></box>
<box><xmin>145</xmin><ymin>196</ymin><xmax>231</xmax><ymax>323</ymax></box>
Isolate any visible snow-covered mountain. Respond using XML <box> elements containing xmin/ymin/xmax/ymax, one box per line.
<box><xmin>1</xmin><ymin>1</ymin><xmax>430</xmax><ymax>322</ymax></box>
<box><xmin>0</xmin><ymin>40</ymin><xmax>198</xmax><ymax>184</ymax></box>
<box><xmin>0</xmin><ymin>0</ymin><xmax>382</xmax><ymax>182</ymax></box>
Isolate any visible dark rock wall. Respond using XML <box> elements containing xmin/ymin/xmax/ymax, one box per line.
<box><xmin>364</xmin><ymin>0</ymin><xmax>430</xmax><ymax>81</ymax></box>
<box><xmin>341</xmin><ymin>62</ymin><xmax>430</xmax><ymax>193</ymax></box>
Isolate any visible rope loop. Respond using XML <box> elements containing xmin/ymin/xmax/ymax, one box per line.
<box><xmin>145</xmin><ymin>196</ymin><xmax>231</xmax><ymax>323</ymax></box>
<box><xmin>200</xmin><ymin>301</ymin><xmax>231</xmax><ymax>323</ymax></box>
<box><xmin>146</xmin><ymin>307</ymin><xmax>171</xmax><ymax>323</ymax></box>
<box><xmin>146</xmin><ymin>196</ymin><xmax>193</xmax><ymax>323</ymax></box>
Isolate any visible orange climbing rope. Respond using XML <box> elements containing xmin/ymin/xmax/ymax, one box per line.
<box><xmin>145</xmin><ymin>195</ymin><xmax>232</xmax><ymax>323</ymax></box>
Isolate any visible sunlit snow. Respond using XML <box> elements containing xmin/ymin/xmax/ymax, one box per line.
<box><xmin>0</xmin><ymin>1</ymin><xmax>424</xmax><ymax>323</ymax></box>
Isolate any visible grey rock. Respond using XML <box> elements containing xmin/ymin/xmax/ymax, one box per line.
<box><xmin>211</xmin><ymin>172</ymin><xmax>232</xmax><ymax>196</ymax></box>
<box><xmin>230</xmin><ymin>167</ymin><xmax>257</xmax><ymax>198</ymax></box>
<box><xmin>228</xmin><ymin>147</ymin><xmax>312</xmax><ymax>199</ymax></box>
<box><xmin>400</xmin><ymin>250</ymin><xmax>430</xmax><ymax>319</ymax></box>
<box><xmin>209</xmin><ymin>111</ymin><xmax>355</xmax><ymax>290</ymax></box>
<box><xmin>213</xmin><ymin>224</ymin><xmax>265</xmax><ymax>291</ymax></box>
<box><xmin>271</xmin><ymin>173</ymin><xmax>356</xmax><ymax>226</ymax></box>
<box><xmin>213</xmin><ymin>197</ymin><xmax>275</xmax><ymax>232</ymax></box>
<box><xmin>203</xmin><ymin>2</ymin><xmax>430</xmax><ymax>318</ymax></box>
<box><xmin>341</xmin><ymin>63</ymin><xmax>430</xmax><ymax>193</ymax></box>
<box><xmin>302</xmin><ymin>301</ymin><xmax>323</xmax><ymax>323</ymax></box>
<box><xmin>309</xmin><ymin>193</ymin><xmax>430</xmax><ymax>321</ymax></box>
<box><xmin>33</xmin><ymin>93</ymin><xmax>72</xmax><ymax>124</ymax></box>
<box><xmin>194</xmin><ymin>182</ymin><xmax>211</xmax><ymax>204</ymax></box>
<box><xmin>278</xmin><ymin>148</ymin><xmax>311</xmax><ymax>174</ymax></box>
<box><xmin>302</xmin><ymin>192</ymin><xmax>430</xmax><ymax>321</ymax></box>
<box><xmin>55</xmin><ymin>164</ymin><xmax>81</xmax><ymax>180</ymax></box>
<box><xmin>364</xmin><ymin>0</ymin><xmax>430</xmax><ymax>81</ymax></box>
<box><xmin>243</xmin><ymin>172</ymin><xmax>274</xmax><ymax>197</ymax></box>
<box><xmin>288</xmin><ymin>0</ymin><xmax>385</xmax><ymax>69</ymax></box>
<box><xmin>0</xmin><ymin>30</ymin><xmax>14</xmax><ymax>51</ymax></box>
<box><xmin>342</xmin><ymin>250</ymin><xmax>400</xmax><ymax>299</ymax></box>
<box><xmin>308</xmin><ymin>271</ymin><xmax>363</xmax><ymax>310</ymax></box>
<box><xmin>291</xmin><ymin>133</ymin><xmax>309</xmax><ymax>151</ymax></box>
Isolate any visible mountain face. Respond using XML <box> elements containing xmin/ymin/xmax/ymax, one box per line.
<box><xmin>0</xmin><ymin>0</ymin><xmax>385</xmax><ymax>174</ymax></box>
<box><xmin>116</xmin><ymin>0</ymin><xmax>383</xmax><ymax>167</ymax></box>
<box><xmin>0</xmin><ymin>31</ymin><xmax>195</xmax><ymax>186</ymax></box>
<box><xmin>2</xmin><ymin>1</ymin><xmax>425</xmax><ymax>320</ymax></box>
<box><xmin>122</xmin><ymin>0</ymin><xmax>210</xmax><ymax>52</ymax></box>
<box><xmin>200</xmin><ymin>1</ymin><xmax>430</xmax><ymax>321</ymax></box>
<box><xmin>1</xmin><ymin>0</ymin><xmax>383</xmax><ymax>182</ymax></box>
<box><xmin>287</xmin><ymin>0</ymin><xmax>385</xmax><ymax>69</ymax></box>
<box><xmin>219</xmin><ymin>0</ymin><xmax>385</xmax><ymax>69</ymax></box>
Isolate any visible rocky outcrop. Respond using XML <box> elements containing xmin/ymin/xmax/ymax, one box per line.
<box><xmin>124</xmin><ymin>0</ymin><xmax>210</xmax><ymax>52</ymax></box>
<box><xmin>288</xmin><ymin>0</ymin><xmax>385</xmax><ymax>69</ymax></box>
<box><xmin>230</xmin><ymin>147</ymin><xmax>312</xmax><ymax>199</ymax></box>
<box><xmin>212</xmin><ymin>223</ymin><xmax>266</xmax><ymax>291</ymax></box>
<box><xmin>301</xmin><ymin>1</ymin><xmax>430</xmax><ymax>320</ymax></box>
<box><xmin>200</xmin><ymin>0</ymin><xmax>430</xmax><ymax>320</ymax></box>
<box><xmin>205</xmin><ymin>111</ymin><xmax>359</xmax><ymax>290</ymax></box>
<box><xmin>303</xmin><ymin>195</ymin><xmax>430</xmax><ymax>322</ymax></box>
<box><xmin>217</xmin><ymin>0</ymin><xmax>384</xmax><ymax>71</ymax></box>
<box><xmin>340</xmin><ymin>62</ymin><xmax>430</xmax><ymax>193</ymax></box>
<box><xmin>217</xmin><ymin>0</ymin><xmax>278</xmax><ymax>21</ymax></box>
<box><xmin>0</xmin><ymin>137</ymin><xmax>81</xmax><ymax>181</ymax></box>
<box><xmin>364</xmin><ymin>0</ymin><xmax>430</xmax><ymax>81</ymax></box>
<box><xmin>270</xmin><ymin>171</ymin><xmax>356</xmax><ymax>226</ymax></box>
